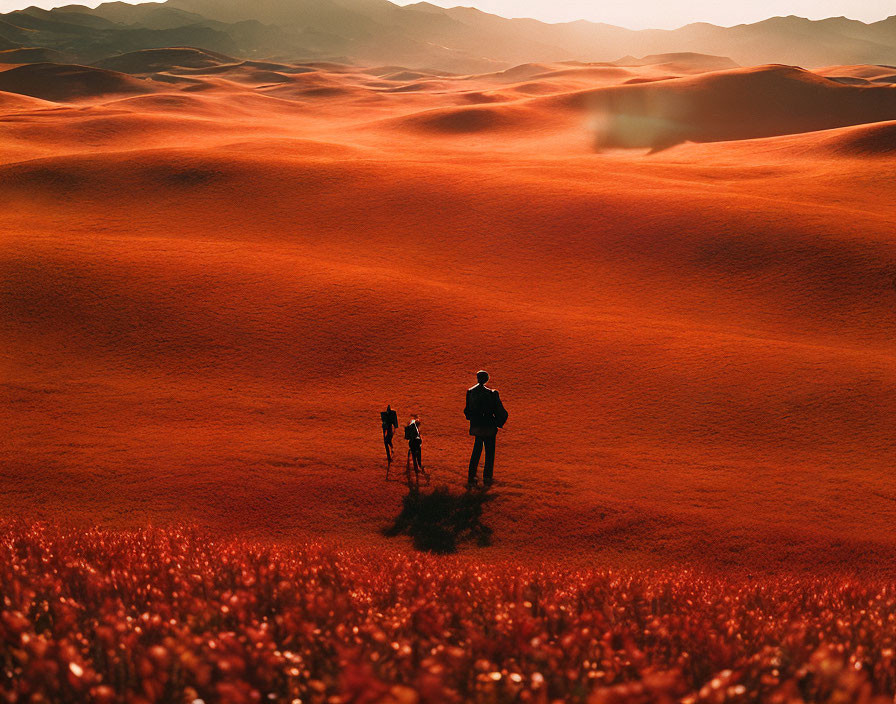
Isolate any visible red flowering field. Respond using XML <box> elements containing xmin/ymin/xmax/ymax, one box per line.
<box><xmin>2</xmin><ymin>522</ymin><xmax>894</xmax><ymax>704</ymax></box>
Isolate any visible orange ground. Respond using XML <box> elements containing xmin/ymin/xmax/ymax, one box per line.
<box><xmin>2</xmin><ymin>54</ymin><xmax>895</xmax><ymax>573</ymax></box>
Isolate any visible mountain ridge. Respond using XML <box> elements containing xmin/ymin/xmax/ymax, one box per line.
<box><xmin>0</xmin><ymin>0</ymin><xmax>894</xmax><ymax>75</ymax></box>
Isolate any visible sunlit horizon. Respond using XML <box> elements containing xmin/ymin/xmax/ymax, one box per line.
<box><xmin>392</xmin><ymin>0</ymin><xmax>895</xmax><ymax>30</ymax></box>
<box><xmin>1</xmin><ymin>0</ymin><xmax>893</xmax><ymax>30</ymax></box>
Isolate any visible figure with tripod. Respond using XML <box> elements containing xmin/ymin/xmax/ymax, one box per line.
<box><xmin>381</xmin><ymin>404</ymin><xmax>398</xmax><ymax>463</ymax></box>
<box><xmin>404</xmin><ymin>416</ymin><xmax>429</xmax><ymax>488</ymax></box>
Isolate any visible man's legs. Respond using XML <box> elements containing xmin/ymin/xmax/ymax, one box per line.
<box><xmin>482</xmin><ymin>436</ymin><xmax>496</xmax><ymax>485</ymax></box>
<box><xmin>468</xmin><ymin>436</ymin><xmax>484</xmax><ymax>484</ymax></box>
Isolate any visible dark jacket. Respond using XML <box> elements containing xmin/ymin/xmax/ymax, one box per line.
<box><xmin>464</xmin><ymin>384</ymin><xmax>508</xmax><ymax>437</ymax></box>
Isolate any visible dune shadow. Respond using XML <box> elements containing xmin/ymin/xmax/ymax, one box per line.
<box><xmin>383</xmin><ymin>486</ymin><xmax>494</xmax><ymax>553</ymax></box>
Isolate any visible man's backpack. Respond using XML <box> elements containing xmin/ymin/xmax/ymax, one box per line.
<box><xmin>404</xmin><ymin>422</ymin><xmax>419</xmax><ymax>440</ymax></box>
<box><xmin>381</xmin><ymin>410</ymin><xmax>397</xmax><ymax>428</ymax></box>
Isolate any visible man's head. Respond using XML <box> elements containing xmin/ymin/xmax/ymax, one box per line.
<box><xmin>476</xmin><ymin>370</ymin><xmax>489</xmax><ymax>384</ymax></box>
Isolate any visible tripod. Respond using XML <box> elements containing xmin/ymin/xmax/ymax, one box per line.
<box><xmin>406</xmin><ymin>443</ymin><xmax>430</xmax><ymax>488</ymax></box>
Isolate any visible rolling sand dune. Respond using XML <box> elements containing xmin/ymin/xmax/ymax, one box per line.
<box><xmin>0</xmin><ymin>89</ymin><xmax>55</xmax><ymax>110</ymax></box>
<box><xmin>815</xmin><ymin>65</ymin><xmax>896</xmax><ymax>86</ymax></box>
<box><xmin>456</xmin><ymin>90</ymin><xmax>513</xmax><ymax>104</ymax></box>
<box><xmin>484</xmin><ymin>62</ymin><xmax>559</xmax><ymax>82</ymax></box>
<box><xmin>813</xmin><ymin>119</ymin><xmax>896</xmax><ymax>156</ymax></box>
<box><xmin>382</xmin><ymin>70</ymin><xmax>439</xmax><ymax>81</ymax></box>
<box><xmin>104</xmin><ymin>92</ymin><xmax>227</xmax><ymax>115</ymax></box>
<box><xmin>254</xmin><ymin>70</ymin><xmax>377</xmax><ymax>98</ymax></box>
<box><xmin>543</xmin><ymin>65</ymin><xmax>896</xmax><ymax>148</ymax></box>
<box><xmin>381</xmin><ymin>80</ymin><xmax>453</xmax><ymax>94</ymax></box>
<box><xmin>1</xmin><ymin>112</ymin><xmax>253</xmax><ymax>156</ymax></box>
<box><xmin>816</xmin><ymin>64</ymin><xmax>896</xmax><ymax>80</ymax></box>
<box><xmin>2</xmin><ymin>56</ymin><xmax>896</xmax><ymax>573</ymax></box>
<box><xmin>192</xmin><ymin>66</ymin><xmax>317</xmax><ymax>86</ymax></box>
<box><xmin>0</xmin><ymin>46</ymin><xmax>73</xmax><ymax>64</ymax></box>
<box><xmin>617</xmin><ymin>52</ymin><xmax>740</xmax><ymax>73</ymax></box>
<box><xmin>92</xmin><ymin>47</ymin><xmax>237</xmax><ymax>74</ymax></box>
<box><xmin>508</xmin><ymin>81</ymin><xmax>570</xmax><ymax>95</ymax></box>
<box><xmin>0</xmin><ymin>62</ymin><xmax>157</xmax><ymax>101</ymax></box>
<box><xmin>530</xmin><ymin>66</ymin><xmax>635</xmax><ymax>81</ymax></box>
<box><xmin>380</xmin><ymin>104</ymin><xmax>549</xmax><ymax>135</ymax></box>
<box><xmin>146</xmin><ymin>72</ymin><xmax>212</xmax><ymax>87</ymax></box>
<box><xmin>622</xmin><ymin>75</ymin><xmax>677</xmax><ymax>85</ymax></box>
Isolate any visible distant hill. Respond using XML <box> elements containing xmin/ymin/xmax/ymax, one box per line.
<box><xmin>0</xmin><ymin>0</ymin><xmax>894</xmax><ymax>72</ymax></box>
<box><xmin>93</xmin><ymin>46</ymin><xmax>235</xmax><ymax>72</ymax></box>
<box><xmin>0</xmin><ymin>62</ymin><xmax>154</xmax><ymax>100</ymax></box>
<box><xmin>0</xmin><ymin>46</ymin><xmax>75</xmax><ymax>63</ymax></box>
<box><xmin>0</xmin><ymin>5</ymin><xmax>241</xmax><ymax>62</ymax></box>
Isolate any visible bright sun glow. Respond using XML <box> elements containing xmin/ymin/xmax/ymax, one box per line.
<box><xmin>392</xmin><ymin>0</ymin><xmax>894</xmax><ymax>29</ymax></box>
<box><xmin>1</xmin><ymin>0</ymin><xmax>892</xmax><ymax>27</ymax></box>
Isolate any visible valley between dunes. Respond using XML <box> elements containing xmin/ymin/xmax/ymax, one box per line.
<box><xmin>2</xmin><ymin>51</ymin><xmax>895</xmax><ymax>574</ymax></box>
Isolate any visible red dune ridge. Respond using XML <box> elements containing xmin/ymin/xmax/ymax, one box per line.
<box><xmin>1</xmin><ymin>51</ymin><xmax>895</xmax><ymax>578</ymax></box>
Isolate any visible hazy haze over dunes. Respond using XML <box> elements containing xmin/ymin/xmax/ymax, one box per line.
<box><xmin>1</xmin><ymin>0</ymin><xmax>895</xmax><ymax>71</ymax></box>
<box><xmin>394</xmin><ymin>0</ymin><xmax>896</xmax><ymax>29</ymax></box>
<box><xmin>3</xmin><ymin>0</ymin><xmax>895</xmax><ymax>28</ymax></box>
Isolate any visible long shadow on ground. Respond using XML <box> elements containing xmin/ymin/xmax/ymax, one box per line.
<box><xmin>383</xmin><ymin>486</ymin><xmax>494</xmax><ymax>553</ymax></box>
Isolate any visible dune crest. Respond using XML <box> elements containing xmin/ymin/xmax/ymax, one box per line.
<box><xmin>0</xmin><ymin>62</ymin><xmax>158</xmax><ymax>101</ymax></box>
<box><xmin>92</xmin><ymin>47</ymin><xmax>237</xmax><ymax>74</ymax></box>
<box><xmin>816</xmin><ymin>119</ymin><xmax>896</xmax><ymax>156</ymax></box>
<box><xmin>381</xmin><ymin>104</ymin><xmax>548</xmax><ymax>135</ymax></box>
<box><xmin>540</xmin><ymin>64</ymin><xmax>896</xmax><ymax>148</ymax></box>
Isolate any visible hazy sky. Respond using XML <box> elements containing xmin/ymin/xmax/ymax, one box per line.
<box><xmin>4</xmin><ymin>0</ymin><xmax>894</xmax><ymax>29</ymax></box>
<box><xmin>395</xmin><ymin>0</ymin><xmax>895</xmax><ymax>29</ymax></box>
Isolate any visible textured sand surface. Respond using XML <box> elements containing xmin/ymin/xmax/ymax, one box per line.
<box><xmin>2</xmin><ymin>57</ymin><xmax>895</xmax><ymax>572</ymax></box>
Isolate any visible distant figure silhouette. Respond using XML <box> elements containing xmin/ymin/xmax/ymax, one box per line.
<box><xmin>464</xmin><ymin>370</ymin><xmax>508</xmax><ymax>487</ymax></box>
<box><xmin>381</xmin><ymin>405</ymin><xmax>398</xmax><ymax>463</ymax></box>
<box><xmin>404</xmin><ymin>416</ymin><xmax>428</xmax><ymax>487</ymax></box>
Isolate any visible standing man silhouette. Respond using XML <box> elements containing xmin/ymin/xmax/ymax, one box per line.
<box><xmin>464</xmin><ymin>370</ymin><xmax>508</xmax><ymax>487</ymax></box>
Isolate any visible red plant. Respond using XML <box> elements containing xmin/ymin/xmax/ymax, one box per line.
<box><xmin>1</xmin><ymin>522</ymin><xmax>894</xmax><ymax>703</ymax></box>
